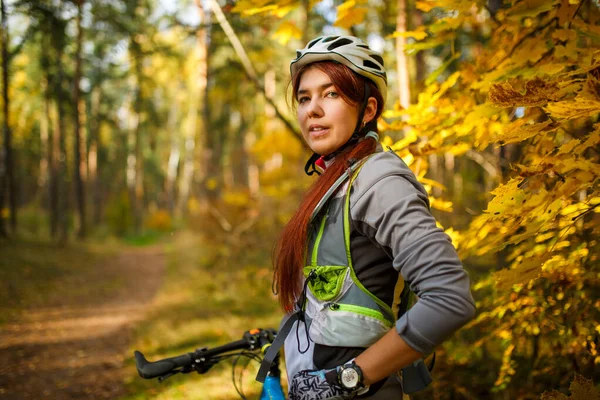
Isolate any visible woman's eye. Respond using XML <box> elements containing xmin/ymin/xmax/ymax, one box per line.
<box><xmin>298</xmin><ymin>96</ymin><xmax>309</xmax><ymax>104</ymax></box>
<box><xmin>325</xmin><ymin>91</ymin><xmax>338</xmax><ymax>98</ymax></box>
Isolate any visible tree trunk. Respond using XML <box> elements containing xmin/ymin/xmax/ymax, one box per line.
<box><xmin>134</xmin><ymin>102</ymin><xmax>143</xmax><ymax>235</ymax></box>
<box><xmin>178</xmin><ymin>101</ymin><xmax>197</xmax><ymax>213</ymax></box>
<box><xmin>301</xmin><ymin>0</ymin><xmax>310</xmax><ymax>44</ymax></box>
<box><xmin>126</xmin><ymin>97</ymin><xmax>141</xmax><ymax>235</ymax></box>
<box><xmin>73</xmin><ymin>0</ymin><xmax>86</xmax><ymax>238</ymax></box>
<box><xmin>413</xmin><ymin>10</ymin><xmax>426</xmax><ymax>87</ymax></box>
<box><xmin>246</xmin><ymin>131</ymin><xmax>259</xmax><ymax>198</ymax></box>
<box><xmin>428</xmin><ymin>154</ymin><xmax>442</xmax><ymax>198</ymax></box>
<box><xmin>206</xmin><ymin>102</ymin><xmax>226</xmax><ymax>199</ymax></box>
<box><xmin>165</xmin><ymin>103</ymin><xmax>180</xmax><ymax>215</ymax></box>
<box><xmin>38</xmin><ymin>26</ymin><xmax>58</xmax><ymax>237</ymax></box>
<box><xmin>56</xmin><ymin>44</ymin><xmax>69</xmax><ymax>245</ymax></box>
<box><xmin>0</xmin><ymin>0</ymin><xmax>7</xmax><ymax>238</ymax></box>
<box><xmin>39</xmin><ymin>79</ymin><xmax>49</xmax><ymax>198</ymax></box>
<box><xmin>444</xmin><ymin>153</ymin><xmax>455</xmax><ymax>198</ymax></box>
<box><xmin>396</xmin><ymin>0</ymin><xmax>410</xmax><ymax>109</ymax></box>
<box><xmin>178</xmin><ymin>0</ymin><xmax>209</xmax><ymax>216</ymax></box>
<box><xmin>230</xmin><ymin>103</ymin><xmax>249</xmax><ymax>189</ymax></box>
<box><xmin>49</xmin><ymin>95</ymin><xmax>59</xmax><ymax>237</ymax></box>
<box><xmin>0</xmin><ymin>0</ymin><xmax>16</xmax><ymax>236</ymax></box>
<box><xmin>128</xmin><ymin>36</ymin><xmax>144</xmax><ymax>235</ymax></box>
<box><xmin>0</xmin><ymin>128</ymin><xmax>5</xmax><ymax>236</ymax></box>
<box><xmin>88</xmin><ymin>85</ymin><xmax>102</xmax><ymax>225</ymax></box>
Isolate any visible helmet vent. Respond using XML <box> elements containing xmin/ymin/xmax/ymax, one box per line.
<box><xmin>370</xmin><ymin>54</ymin><xmax>384</xmax><ymax>65</ymax></box>
<box><xmin>291</xmin><ymin>35</ymin><xmax>388</xmax><ymax>100</ymax></box>
<box><xmin>307</xmin><ymin>38</ymin><xmax>320</xmax><ymax>49</ymax></box>
<box><xmin>363</xmin><ymin>60</ymin><xmax>381</xmax><ymax>70</ymax></box>
<box><xmin>327</xmin><ymin>38</ymin><xmax>353</xmax><ymax>50</ymax></box>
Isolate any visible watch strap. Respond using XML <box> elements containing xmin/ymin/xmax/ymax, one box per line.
<box><xmin>325</xmin><ymin>368</ymin><xmax>339</xmax><ymax>386</ymax></box>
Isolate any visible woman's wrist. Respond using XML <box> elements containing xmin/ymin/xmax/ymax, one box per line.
<box><xmin>354</xmin><ymin>328</ymin><xmax>423</xmax><ymax>385</ymax></box>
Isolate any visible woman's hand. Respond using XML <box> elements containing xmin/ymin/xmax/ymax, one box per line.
<box><xmin>288</xmin><ymin>368</ymin><xmax>364</xmax><ymax>400</ymax></box>
<box><xmin>355</xmin><ymin>328</ymin><xmax>423</xmax><ymax>385</ymax></box>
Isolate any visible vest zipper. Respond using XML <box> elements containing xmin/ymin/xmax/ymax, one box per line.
<box><xmin>327</xmin><ymin>303</ymin><xmax>392</xmax><ymax>327</ymax></box>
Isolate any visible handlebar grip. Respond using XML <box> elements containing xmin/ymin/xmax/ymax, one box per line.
<box><xmin>134</xmin><ymin>350</ymin><xmax>193</xmax><ymax>379</ymax></box>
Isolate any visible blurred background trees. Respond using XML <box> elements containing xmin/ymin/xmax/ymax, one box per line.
<box><xmin>0</xmin><ymin>0</ymin><xmax>598</xmax><ymax>398</ymax></box>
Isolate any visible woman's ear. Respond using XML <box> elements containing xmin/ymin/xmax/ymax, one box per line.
<box><xmin>362</xmin><ymin>97</ymin><xmax>378</xmax><ymax>125</ymax></box>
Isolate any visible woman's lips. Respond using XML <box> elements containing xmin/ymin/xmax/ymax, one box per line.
<box><xmin>309</xmin><ymin>126</ymin><xmax>330</xmax><ymax>138</ymax></box>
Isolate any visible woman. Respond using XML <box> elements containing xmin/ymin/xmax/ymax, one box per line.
<box><xmin>263</xmin><ymin>36</ymin><xmax>476</xmax><ymax>399</ymax></box>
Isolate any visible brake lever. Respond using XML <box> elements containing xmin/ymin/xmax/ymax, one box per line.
<box><xmin>158</xmin><ymin>370</ymin><xmax>181</xmax><ymax>383</ymax></box>
<box><xmin>193</xmin><ymin>360</ymin><xmax>216</xmax><ymax>374</ymax></box>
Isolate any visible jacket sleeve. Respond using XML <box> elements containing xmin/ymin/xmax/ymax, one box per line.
<box><xmin>350</xmin><ymin>159</ymin><xmax>476</xmax><ymax>355</ymax></box>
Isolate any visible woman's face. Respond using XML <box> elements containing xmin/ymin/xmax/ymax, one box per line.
<box><xmin>296</xmin><ymin>67</ymin><xmax>359</xmax><ymax>156</ymax></box>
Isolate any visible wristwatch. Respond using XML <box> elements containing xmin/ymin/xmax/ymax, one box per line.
<box><xmin>338</xmin><ymin>361</ymin><xmax>365</xmax><ymax>390</ymax></box>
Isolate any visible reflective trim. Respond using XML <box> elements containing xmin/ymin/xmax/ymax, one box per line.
<box><xmin>344</xmin><ymin>158</ymin><xmax>396</xmax><ymax>324</ymax></box>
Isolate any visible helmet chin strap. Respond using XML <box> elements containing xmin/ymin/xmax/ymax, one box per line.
<box><xmin>304</xmin><ymin>152</ymin><xmax>322</xmax><ymax>176</ymax></box>
<box><xmin>304</xmin><ymin>82</ymin><xmax>374</xmax><ymax>176</ymax></box>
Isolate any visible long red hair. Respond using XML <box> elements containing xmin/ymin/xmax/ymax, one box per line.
<box><xmin>273</xmin><ymin>61</ymin><xmax>384</xmax><ymax>312</ymax></box>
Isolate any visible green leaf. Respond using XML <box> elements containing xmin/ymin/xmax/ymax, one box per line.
<box><xmin>426</xmin><ymin>52</ymin><xmax>461</xmax><ymax>85</ymax></box>
<box><xmin>428</xmin><ymin>15</ymin><xmax>466</xmax><ymax>34</ymax></box>
<box><xmin>404</xmin><ymin>32</ymin><xmax>455</xmax><ymax>54</ymax></box>
<box><xmin>506</xmin><ymin>0</ymin><xmax>559</xmax><ymax>20</ymax></box>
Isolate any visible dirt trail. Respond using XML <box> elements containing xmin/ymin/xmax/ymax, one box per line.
<box><xmin>0</xmin><ymin>246</ymin><xmax>166</xmax><ymax>399</ymax></box>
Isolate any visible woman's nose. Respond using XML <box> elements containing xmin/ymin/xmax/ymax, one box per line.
<box><xmin>307</xmin><ymin>98</ymin><xmax>323</xmax><ymax>117</ymax></box>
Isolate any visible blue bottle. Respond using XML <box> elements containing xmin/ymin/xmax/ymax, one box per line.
<box><xmin>260</xmin><ymin>374</ymin><xmax>286</xmax><ymax>400</ymax></box>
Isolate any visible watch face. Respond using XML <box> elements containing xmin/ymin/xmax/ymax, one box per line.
<box><xmin>341</xmin><ymin>368</ymin><xmax>359</xmax><ymax>388</ymax></box>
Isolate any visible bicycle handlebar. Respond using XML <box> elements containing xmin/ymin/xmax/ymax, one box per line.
<box><xmin>134</xmin><ymin>328</ymin><xmax>277</xmax><ymax>381</ymax></box>
<box><xmin>134</xmin><ymin>351</ymin><xmax>193</xmax><ymax>379</ymax></box>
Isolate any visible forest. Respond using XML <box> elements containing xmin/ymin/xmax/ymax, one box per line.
<box><xmin>0</xmin><ymin>0</ymin><xmax>599</xmax><ymax>399</ymax></box>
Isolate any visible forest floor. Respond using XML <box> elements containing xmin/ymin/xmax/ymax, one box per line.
<box><xmin>0</xmin><ymin>242</ymin><xmax>166</xmax><ymax>399</ymax></box>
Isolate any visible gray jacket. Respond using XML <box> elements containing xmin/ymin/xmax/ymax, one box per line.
<box><xmin>284</xmin><ymin>149</ymin><xmax>476</xmax><ymax>381</ymax></box>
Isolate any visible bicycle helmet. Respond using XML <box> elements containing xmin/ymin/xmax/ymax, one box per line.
<box><xmin>290</xmin><ymin>35</ymin><xmax>387</xmax><ymax>102</ymax></box>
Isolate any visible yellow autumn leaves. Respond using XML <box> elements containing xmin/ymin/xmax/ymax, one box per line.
<box><xmin>231</xmin><ymin>0</ymin><xmax>374</xmax><ymax>44</ymax></box>
<box><xmin>489</xmin><ymin>78</ymin><xmax>562</xmax><ymax>108</ymax></box>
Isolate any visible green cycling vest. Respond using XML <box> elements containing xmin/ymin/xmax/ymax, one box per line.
<box><xmin>302</xmin><ymin>157</ymin><xmax>409</xmax><ymax>348</ymax></box>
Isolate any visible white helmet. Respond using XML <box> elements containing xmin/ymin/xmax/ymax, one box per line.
<box><xmin>290</xmin><ymin>35</ymin><xmax>387</xmax><ymax>102</ymax></box>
